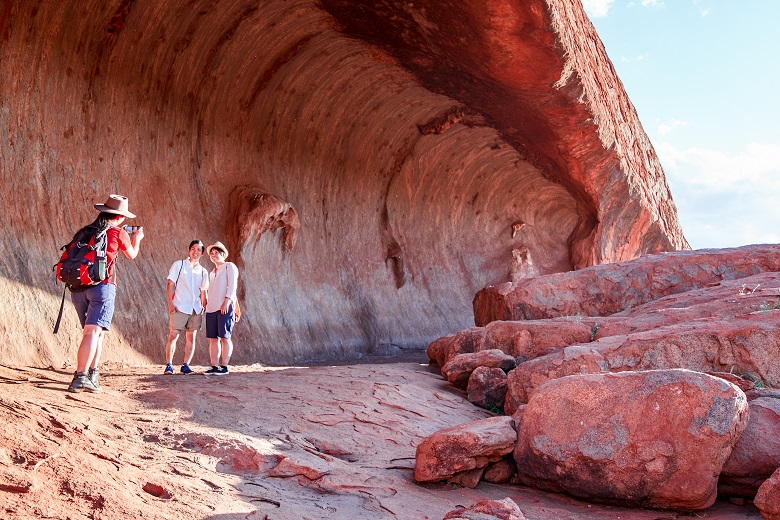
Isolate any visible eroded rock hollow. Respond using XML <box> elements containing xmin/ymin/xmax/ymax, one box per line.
<box><xmin>0</xmin><ymin>0</ymin><xmax>687</xmax><ymax>365</ymax></box>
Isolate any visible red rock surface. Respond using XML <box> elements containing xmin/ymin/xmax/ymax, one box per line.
<box><xmin>0</xmin><ymin>362</ymin><xmax>762</xmax><ymax>519</ymax></box>
<box><xmin>441</xmin><ymin>350</ymin><xmax>517</xmax><ymax>389</ymax></box>
<box><xmin>720</xmin><ymin>397</ymin><xmax>780</xmax><ymax>497</ymax></box>
<box><xmin>756</xmin><ymin>467</ymin><xmax>780</xmax><ymax>520</ymax></box>
<box><xmin>443</xmin><ymin>497</ymin><xmax>527</xmax><ymax>520</ymax></box>
<box><xmin>467</xmin><ymin>366</ymin><xmax>509</xmax><ymax>410</ymax></box>
<box><xmin>503</xmin><ymin>270</ymin><xmax>780</xmax><ymax>405</ymax></box>
<box><xmin>514</xmin><ymin>370</ymin><xmax>749</xmax><ymax>511</ymax></box>
<box><xmin>415</xmin><ymin>416</ymin><xmax>517</xmax><ymax>483</ymax></box>
<box><xmin>474</xmin><ymin>244</ymin><xmax>780</xmax><ymax>325</ymax></box>
<box><xmin>483</xmin><ymin>459</ymin><xmax>517</xmax><ymax>485</ymax></box>
<box><xmin>0</xmin><ymin>0</ymin><xmax>685</xmax><ymax>367</ymax></box>
<box><xmin>428</xmin><ymin>321</ymin><xmax>593</xmax><ymax>367</ymax></box>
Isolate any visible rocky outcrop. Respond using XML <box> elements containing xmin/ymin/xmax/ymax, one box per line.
<box><xmin>414</xmin><ymin>416</ymin><xmax>517</xmax><ymax>484</ymax></box>
<box><xmin>1</xmin><ymin>0</ymin><xmax>685</xmax><ymax>366</ymax></box>
<box><xmin>756</xmin><ymin>468</ymin><xmax>780</xmax><ymax>520</ymax></box>
<box><xmin>425</xmin><ymin>249</ymin><xmax>780</xmax><ymax>406</ymax></box>
<box><xmin>467</xmin><ymin>366</ymin><xmax>508</xmax><ymax>411</ymax></box>
<box><xmin>428</xmin><ymin>320</ymin><xmax>593</xmax><ymax>367</ymax></box>
<box><xmin>474</xmin><ymin>244</ymin><xmax>780</xmax><ymax>326</ymax></box>
<box><xmin>441</xmin><ymin>350</ymin><xmax>516</xmax><ymax>389</ymax></box>
<box><xmin>514</xmin><ymin>370</ymin><xmax>748</xmax><ymax>511</ymax></box>
<box><xmin>719</xmin><ymin>397</ymin><xmax>780</xmax><ymax>497</ymax></box>
<box><xmin>420</xmin><ymin>245</ymin><xmax>780</xmax><ymax>512</ymax></box>
<box><xmin>443</xmin><ymin>498</ymin><xmax>527</xmax><ymax>520</ymax></box>
<box><xmin>506</xmin><ymin>311</ymin><xmax>780</xmax><ymax>405</ymax></box>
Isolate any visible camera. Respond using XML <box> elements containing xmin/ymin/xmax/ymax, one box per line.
<box><xmin>123</xmin><ymin>225</ymin><xmax>140</xmax><ymax>233</ymax></box>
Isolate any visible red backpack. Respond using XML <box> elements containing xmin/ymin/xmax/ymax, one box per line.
<box><xmin>53</xmin><ymin>225</ymin><xmax>113</xmax><ymax>333</ymax></box>
<box><xmin>55</xmin><ymin>225</ymin><xmax>111</xmax><ymax>287</ymax></box>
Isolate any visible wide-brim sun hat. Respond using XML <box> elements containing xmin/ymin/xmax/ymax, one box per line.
<box><xmin>207</xmin><ymin>241</ymin><xmax>229</xmax><ymax>258</ymax></box>
<box><xmin>94</xmin><ymin>194</ymin><xmax>136</xmax><ymax>218</ymax></box>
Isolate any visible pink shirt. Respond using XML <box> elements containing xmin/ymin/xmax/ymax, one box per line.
<box><xmin>205</xmin><ymin>262</ymin><xmax>239</xmax><ymax>313</ymax></box>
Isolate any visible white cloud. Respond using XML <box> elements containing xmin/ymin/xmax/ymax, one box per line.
<box><xmin>627</xmin><ymin>0</ymin><xmax>665</xmax><ymax>8</ymax></box>
<box><xmin>582</xmin><ymin>0</ymin><xmax>615</xmax><ymax>18</ymax></box>
<box><xmin>692</xmin><ymin>0</ymin><xmax>710</xmax><ymax>16</ymax></box>
<box><xmin>657</xmin><ymin>119</ymin><xmax>689</xmax><ymax>135</ymax></box>
<box><xmin>657</xmin><ymin>142</ymin><xmax>780</xmax><ymax>248</ymax></box>
<box><xmin>620</xmin><ymin>53</ymin><xmax>648</xmax><ymax>63</ymax></box>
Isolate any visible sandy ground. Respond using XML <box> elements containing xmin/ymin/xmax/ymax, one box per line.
<box><xmin>0</xmin><ymin>359</ymin><xmax>763</xmax><ymax>520</ymax></box>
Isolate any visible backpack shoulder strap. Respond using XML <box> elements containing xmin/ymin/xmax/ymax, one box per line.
<box><xmin>174</xmin><ymin>259</ymin><xmax>186</xmax><ymax>284</ymax></box>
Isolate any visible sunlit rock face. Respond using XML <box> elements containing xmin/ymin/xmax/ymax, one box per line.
<box><xmin>0</xmin><ymin>0</ymin><xmax>687</xmax><ymax>366</ymax></box>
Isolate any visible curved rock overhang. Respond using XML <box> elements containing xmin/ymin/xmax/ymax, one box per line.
<box><xmin>0</xmin><ymin>0</ymin><xmax>687</xmax><ymax>365</ymax></box>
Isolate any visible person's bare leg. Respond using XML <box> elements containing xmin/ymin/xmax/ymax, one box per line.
<box><xmin>71</xmin><ymin>325</ymin><xmax>103</xmax><ymax>392</ymax></box>
<box><xmin>183</xmin><ymin>330</ymin><xmax>196</xmax><ymax>365</ymax></box>
<box><xmin>77</xmin><ymin>325</ymin><xmax>103</xmax><ymax>372</ymax></box>
<box><xmin>209</xmin><ymin>338</ymin><xmax>221</xmax><ymax>367</ymax></box>
<box><xmin>90</xmin><ymin>328</ymin><xmax>105</xmax><ymax>369</ymax></box>
<box><xmin>220</xmin><ymin>337</ymin><xmax>233</xmax><ymax>366</ymax></box>
<box><xmin>165</xmin><ymin>329</ymin><xmax>181</xmax><ymax>364</ymax></box>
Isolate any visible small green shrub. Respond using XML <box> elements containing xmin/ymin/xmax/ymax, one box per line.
<box><xmin>728</xmin><ymin>366</ymin><xmax>767</xmax><ymax>388</ymax></box>
<box><xmin>485</xmin><ymin>404</ymin><xmax>505</xmax><ymax>415</ymax></box>
<box><xmin>590</xmin><ymin>323</ymin><xmax>599</xmax><ymax>342</ymax></box>
<box><xmin>758</xmin><ymin>300</ymin><xmax>780</xmax><ymax>311</ymax></box>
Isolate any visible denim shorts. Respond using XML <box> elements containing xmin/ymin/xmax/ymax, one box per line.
<box><xmin>70</xmin><ymin>283</ymin><xmax>117</xmax><ymax>330</ymax></box>
<box><xmin>205</xmin><ymin>303</ymin><xmax>235</xmax><ymax>339</ymax></box>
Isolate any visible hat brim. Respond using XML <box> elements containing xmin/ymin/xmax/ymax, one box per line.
<box><xmin>206</xmin><ymin>245</ymin><xmax>229</xmax><ymax>258</ymax></box>
<box><xmin>94</xmin><ymin>204</ymin><xmax>136</xmax><ymax>218</ymax></box>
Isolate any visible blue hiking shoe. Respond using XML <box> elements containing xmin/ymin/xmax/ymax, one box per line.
<box><xmin>180</xmin><ymin>364</ymin><xmax>193</xmax><ymax>375</ymax></box>
<box><xmin>163</xmin><ymin>364</ymin><xmax>174</xmax><ymax>375</ymax></box>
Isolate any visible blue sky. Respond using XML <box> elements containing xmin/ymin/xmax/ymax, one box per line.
<box><xmin>582</xmin><ymin>0</ymin><xmax>780</xmax><ymax>249</ymax></box>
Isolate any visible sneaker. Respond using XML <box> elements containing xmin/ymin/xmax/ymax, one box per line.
<box><xmin>215</xmin><ymin>365</ymin><xmax>229</xmax><ymax>376</ymax></box>
<box><xmin>88</xmin><ymin>368</ymin><xmax>101</xmax><ymax>390</ymax></box>
<box><xmin>180</xmin><ymin>364</ymin><xmax>193</xmax><ymax>375</ymax></box>
<box><xmin>164</xmin><ymin>364</ymin><xmax>174</xmax><ymax>375</ymax></box>
<box><xmin>68</xmin><ymin>372</ymin><xmax>102</xmax><ymax>393</ymax></box>
<box><xmin>204</xmin><ymin>366</ymin><xmax>220</xmax><ymax>375</ymax></box>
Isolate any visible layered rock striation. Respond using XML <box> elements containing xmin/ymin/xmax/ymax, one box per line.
<box><xmin>0</xmin><ymin>0</ymin><xmax>686</xmax><ymax>365</ymax></box>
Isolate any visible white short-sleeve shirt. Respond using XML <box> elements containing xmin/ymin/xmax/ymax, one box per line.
<box><xmin>167</xmin><ymin>260</ymin><xmax>208</xmax><ymax>315</ymax></box>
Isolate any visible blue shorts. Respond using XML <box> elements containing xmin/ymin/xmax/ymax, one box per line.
<box><xmin>70</xmin><ymin>283</ymin><xmax>117</xmax><ymax>330</ymax></box>
<box><xmin>205</xmin><ymin>303</ymin><xmax>235</xmax><ymax>339</ymax></box>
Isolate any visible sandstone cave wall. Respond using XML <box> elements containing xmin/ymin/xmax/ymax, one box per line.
<box><xmin>0</xmin><ymin>0</ymin><xmax>687</xmax><ymax>367</ymax></box>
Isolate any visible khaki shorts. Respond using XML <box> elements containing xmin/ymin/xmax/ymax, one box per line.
<box><xmin>169</xmin><ymin>311</ymin><xmax>203</xmax><ymax>331</ymax></box>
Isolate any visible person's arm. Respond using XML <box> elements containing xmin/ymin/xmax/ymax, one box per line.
<box><xmin>220</xmin><ymin>263</ymin><xmax>239</xmax><ymax>314</ymax></box>
<box><xmin>166</xmin><ymin>261</ymin><xmax>182</xmax><ymax>313</ymax></box>
<box><xmin>121</xmin><ymin>227</ymin><xmax>144</xmax><ymax>259</ymax></box>
<box><xmin>200</xmin><ymin>270</ymin><xmax>209</xmax><ymax>313</ymax></box>
<box><xmin>167</xmin><ymin>280</ymin><xmax>177</xmax><ymax>314</ymax></box>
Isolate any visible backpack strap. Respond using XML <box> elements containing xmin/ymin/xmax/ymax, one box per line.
<box><xmin>174</xmin><ymin>259</ymin><xmax>185</xmax><ymax>284</ymax></box>
<box><xmin>107</xmin><ymin>253</ymin><xmax>117</xmax><ymax>284</ymax></box>
<box><xmin>53</xmin><ymin>284</ymin><xmax>68</xmax><ymax>334</ymax></box>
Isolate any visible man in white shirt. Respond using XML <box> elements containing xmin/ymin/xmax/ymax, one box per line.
<box><xmin>203</xmin><ymin>241</ymin><xmax>240</xmax><ymax>376</ymax></box>
<box><xmin>163</xmin><ymin>240</ymin><xmax>208</xmax><ymax>374</ymax></box>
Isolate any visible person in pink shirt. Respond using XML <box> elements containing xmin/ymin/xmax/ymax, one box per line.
<box><xmin>203</xmin><ymin>241</ymin><xmax>240</xmax><ymax>375</ymax></box>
